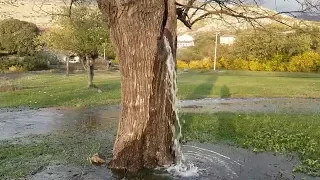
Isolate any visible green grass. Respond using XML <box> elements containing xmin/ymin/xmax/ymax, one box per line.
<box><xmin>181</xmin><ymin>112</ymin><xmax>320</xmax><ymax>176</ymax></box>
<box><xmin>178</xmin><ymin>70</ymin><xmax>320</xmax><ymax>99</ymax></box>
<box><xmin>0</xmin><ymin>72</ymin><xmax>121</xmax><ymax>108</ymax></box>
<box><xmin>1</xmin><ymin>70</ymin><xmax>320</xmax><ymax>108</ymax></box>
<box><xmin>0</xmin><ymin>132</ymin><xmax>115</xmax><ymax>179</ymax></box>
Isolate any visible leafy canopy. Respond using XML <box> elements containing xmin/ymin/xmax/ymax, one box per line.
<box><xmin>0</xmin><ymin>19</ymin><xmax>39</xmax><ymax>55</ymax></box>
<box><xmin>39</xmin><ymin>6</ymin><xmax>114</xmax><ymax>58</ymax></box>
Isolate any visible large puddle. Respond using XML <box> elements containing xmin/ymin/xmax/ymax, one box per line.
<box><xmin>1</xmin><ymin>98</ymin><xmax>320</xmax><ymax>179</ymax></box>
<box><xmin>0</xmin><ymin>106</ymin><xmax>119</xmax><ymax>141</ymax></box>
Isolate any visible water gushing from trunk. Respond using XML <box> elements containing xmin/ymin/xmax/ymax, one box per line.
<box><xmin>163</xmin><ymin>37</ymin><xmax>199</xmax><ymax>177</ymax></box>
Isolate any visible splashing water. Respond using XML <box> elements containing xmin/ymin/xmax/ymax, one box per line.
<box><xmin>163</xmin><ymin>36</ymin><xmax>200</xmax><ymax>177</ymax></box>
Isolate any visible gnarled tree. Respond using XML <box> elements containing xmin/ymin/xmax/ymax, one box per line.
<box><xmin>95</xmin><ymin>0</ymin><xmax>320</xmax><ymax>172</ymax></box>
<box><xmin>97</xmin><ymin>0</ymin><xmax>178</xmax><ymax>171</ymax></box>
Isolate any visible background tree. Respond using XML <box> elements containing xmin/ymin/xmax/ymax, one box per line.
<box><xmin>234</xmin><ymin>29</ymin><xmax>313</xmax><ymax>61</ymax></box>
<box><xmin>39</xmin><ymin>6</ymin><xmax>114</xmax><ymax>87</ymax></box>
<box><xmin>0</xmin><ymin>19</ymin><xmax>39</xmax><ymax>55</ymax></box>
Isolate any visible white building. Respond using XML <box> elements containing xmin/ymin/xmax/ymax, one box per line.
<box><xmin>177</xmin><ymin>34</ymin><xmax>194</xmax><ymax>48</ymax></box>
<box><xmin>220</xmin><ymin>35</ymin><xmax>236</xmax><ymax>45</ymax></box>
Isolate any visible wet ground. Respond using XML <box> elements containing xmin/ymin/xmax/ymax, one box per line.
<box><xmin>29</xmin><ymin>143</ymin><xmax>314</xmax><ymax>180</ymax></box>
<box><xmin>180</xmin><ymin>97</ymin><xmax>320</xmax><ymax>114</ymax></box>
<box><xmin>2</xmin><ymin>97</ymin><xmax>319</xmax><ymax>141</ymax></box>
<box><xmin>1</xmin><ymin>98</ymin><xmax>320</xmax><ymax>180</ymax></box>
<box><xmin>0</xmin><ymin>106</ymin><xmax>119</xmax><ymax>141</ymax></box>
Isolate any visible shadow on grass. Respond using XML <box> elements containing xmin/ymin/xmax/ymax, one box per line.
<box><xmin>185</xmin><ymin>74</ymin><xmax>218</xmax><ymax>99</ymax></box>
<box><xmin>220</xmin><ymin>85</ymin><xmax>231</xmax><ymax>98</ymax></box>
<box><xmin>97</xmin><ymin>80</ymin><xmax>121</xmax><ymax>92</ymax></box>
<box><xmin>216</xmin><ymin>113</ymin><xmax>236</xmax><ymax>141</ymax></box>
<box><xmin>181</xmin><ymin>112</ymin><xmax>237</xmax><ymax>143</ymax></box>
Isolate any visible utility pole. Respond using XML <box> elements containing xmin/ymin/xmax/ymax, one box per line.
<box><xmin>214</xmin><ymin>32</ymin><xmax>219</xmax><ymax>71</ymax></box>
<box><xmin>103</xmin><ymin>43</ymin><xmax>106</xmax><ymax>60</ymax></box>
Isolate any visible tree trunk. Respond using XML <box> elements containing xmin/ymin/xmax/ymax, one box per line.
<box><xmin>66</xmin><ymin>56</ymin><xmax>69</xmax><ymax>76</ymax></box>
<box><xmin>98</xmin><ymin>0</ymin><xmax>177</xmax><ymax>172</ymax></box>
<box><xmin>86</xmin><ymin>56</ymin><xmax>95</xmax><ymax>88</ymax></box>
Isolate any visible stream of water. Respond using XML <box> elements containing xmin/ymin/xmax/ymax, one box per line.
<box><xmin>164</xmin><ymin>36</ymin><xmax>199</xmax><ymax>177</ymax></box>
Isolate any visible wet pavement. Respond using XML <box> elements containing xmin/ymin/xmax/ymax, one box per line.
<box><xmin>0</xmin><ymin>108</ymin><xmax>62</xmax><ymax>141</ymax></box>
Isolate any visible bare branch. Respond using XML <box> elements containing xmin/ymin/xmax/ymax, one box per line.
<box><xmin>32</xmin><ymin>0</ymin><xmax>88</xmax><ymax>18</ymax></box>
<box><xmin>176</xmin><ymin>0</ymin><xmax>320</xmax><ymax>30</ymax></box>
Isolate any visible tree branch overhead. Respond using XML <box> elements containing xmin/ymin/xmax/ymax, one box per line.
<box><xmin>175</xmin><ymin>0</ymin><xmax>320</xmax><ymax>29</ymax></box>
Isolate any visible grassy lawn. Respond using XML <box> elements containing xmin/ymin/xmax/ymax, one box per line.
<box><xmin>0</xmin><ymin>70</ymin><xmax>320</xmax><ymax>108</ymax></box>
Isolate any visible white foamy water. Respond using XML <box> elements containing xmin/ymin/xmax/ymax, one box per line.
<box><xmin>163</xmin><ymin>37</ymin><xmax>243</xmax><ymax>179</ymax></box>
<box><xmin>164</xmin><ymin>36</ymin><xmax>200</xmax><ymax>177</ymax></box>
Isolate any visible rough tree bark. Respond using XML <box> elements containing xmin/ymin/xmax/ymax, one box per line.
<box><xmin>86</xmin><ymin>56</ymin><xmax>95</xmax><ymax>87</ymax></box>
<box><xmin>66</xmin><ymin>56</ymin><xmax>70</xmax><ymax>77</ymax></box>
<box><xmin>98</xmin><ymin>0</ymin><xmax>177</xmax><ymax>172</ymax></box>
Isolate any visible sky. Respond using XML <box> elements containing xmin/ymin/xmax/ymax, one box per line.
<box><xmin>261</xmin><ymin>0</ymin><xmax>301</xmax><ymax>12</ymax></box>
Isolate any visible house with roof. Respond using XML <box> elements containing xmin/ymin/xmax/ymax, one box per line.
<box><xmin>220</xmin><ymin>35</ymin><xmax>236</xmax><ymax>45</ymax></box>
<box><xmin>177</xmin><ymin>34</ymin><xmax>195</xmax><ymax>48</ymax></box>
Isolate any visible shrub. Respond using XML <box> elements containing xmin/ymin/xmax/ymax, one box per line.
<box><xmin>248</xmin><ymin>61</ymin><xmax>264</xmax><ymax>71</ymax></box>
<box><xmin>22</xmin><ymin>55</ymin><xmax>49</xmax><ymax>71</ymax></box>
<box><xmin>277</xmin><ymin>63</ymin><xmax>288</xmax><ymax>72</ymax></box>
<box><xmin>111</xmin><ymin>57</ymin><xmax>119</xmax><ymax>65</ymax></box>
<box><xmin>177</xmin><ymin>60</ymin><xmax>189</xmax><ymax>69</ymax></box>
<box><xmin>189</xmin><ymin>60</ymin><xmax>201</xmax><ymax>69</ymax></box>
<box><xmin>180</xmin><ymin>51</ymin><xmax>320</xmax><ymax>73</ymax></box>
<box><xmin>288</xmin><ymin>51</ymin><xmax>320</xmax><ymax>72</ymax></box>
<box><xmin>177</xmin><ymin>58</ymin><xmax>214</xmax><ymax>70</ymax></box>
<box><xmin>202</xmin><ymin>57</ymin><xmax>214</xmax><ymax>69</ymax></box>
<box><xmin>0</xmin><ymin>57</ymin><xmax>22</xmax><ymax>72</ymax></box>
<box><xmin>187</xmin><ymin>57</ymin><xmax>214</xmax><ymax>70</ymax></box>
<box><xmin>0</xmin><ymin>19</ymin><xmax>39</xmax><ymax>55</ymax></box>
<box><xmin>230</xmin><ymin>58</ymin><xmax>248</xmax><ymax>70</ymax></box>
<box><xmin>217</xmin><ymin>57</ymin><xmax>232</xmax><ymax>69</ymax></box>
<box><xmin>0</xmin><ymin>53</ymin><xmax>49</xmax><ymax>72</ymax></box>
<box><xmin>8</xmin><ymin>65</ymin><xmax>24</xmax><ymax>72</ymax></box>
<box><xmin>263</xmin><ymin>61</ymin><xmax>276</xmax><ymax>71</ymax></box>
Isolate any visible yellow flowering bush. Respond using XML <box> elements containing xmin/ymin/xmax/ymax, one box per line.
<box><xmin>177</xmin><ymin>57</ymin><xmax>214</xmax><ymax>70</ymax></box>
<box><xmin>8</xmin><ymin>65</ymin><xmax>25</xmax><ymax>72</ymax></box>
<box><xmin>177</xmin><ymin>60</ymin><xmax>189</xmax><ymax>69</ymax></box>
<box><xmin>287</xmin><ymin>52</ymin><xmax>320</xmax><ymax>72</ymax></box>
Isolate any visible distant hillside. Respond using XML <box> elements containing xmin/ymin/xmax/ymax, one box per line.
<box><xmin>0</xmin><ymin>0</ymin><xmax>64</xmax><ymax>27</ymax></box>
<box><xmin>296</xmin><ymin>14</ymin><xmax>320</xmax><ymax>22</ymax></box>
<box><xmin>0</xmin><ymin>0</ymin><xmax>318</xmax><ymax>33</ymax></box>
<box><xmin>0</xmin><ymin>0</ymin><xmax>95</xmax><ymax>27</ymax></box>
